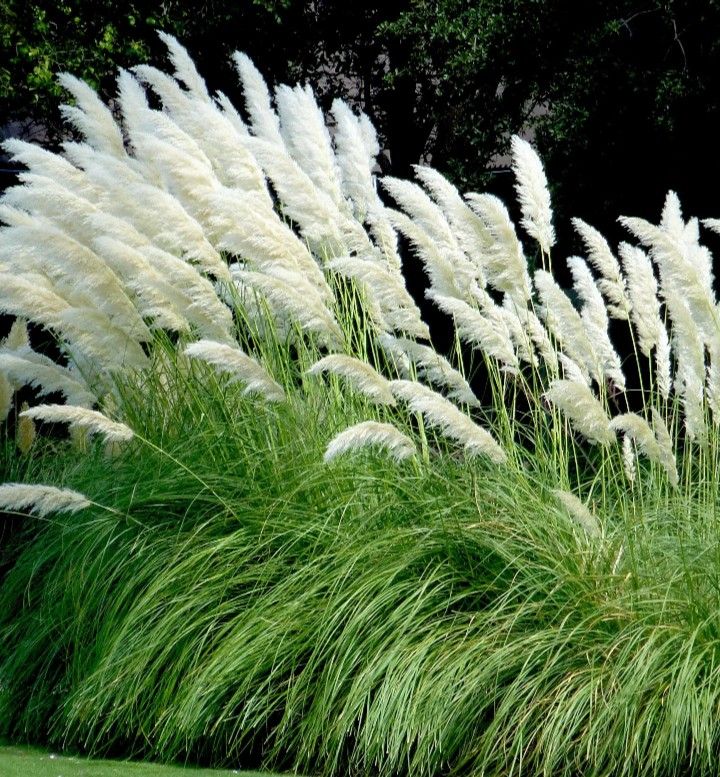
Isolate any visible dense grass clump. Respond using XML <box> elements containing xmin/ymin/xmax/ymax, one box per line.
<box><xmin>1</xmin><ymin>350</ymin><xmax>719</xmax><ymax>777</ymax></box>
<box><xmin>2</xmin><ymin>32</ymin><xmax>720</xmax><ymax>777</ymax></box>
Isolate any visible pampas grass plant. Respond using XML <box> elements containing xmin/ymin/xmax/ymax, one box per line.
<box><xmin>1</xmin><ymin>32</ymin><xmax>720</xmax><ymax>777</ymax></box>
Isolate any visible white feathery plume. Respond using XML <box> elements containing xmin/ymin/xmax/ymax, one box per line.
<box><xmin>558</xmin><ymin>353</ymin><xmax>591</xmax><ymax>386</ymax></box>
<box><xmin>0</xmin><ymin>224</ymin><xmax>150</xmax><ymax>342</ymax></box>
<box><xmin>233</xmin><ymin>268</ymin><xmax>343</xmax><ymax>348</ymax></box>
<box><xmin>706</xmin><ymin>340</ymin><xmax>720</xmax><ymax>421</ymax></box>
<box><xmin>275</xmin><ymin>84</ymin><xmax>345</xmax><ymax>208</ymax></box>
<box><xmin>232</xmin><ymin>51</ymin><xmax>284</xmax><ymax>147</ymax></box>
<box><xmin>499</xmin><ymin>296</ymin><xmax>537</xmax><ymax>366</ymax></box>
<box><xmin>659</xmin><ymin>190</ymin><xmax>684</xmax><ymax>239</ymax></box>
<box><xmin>384</xmin><ymin>174</ymin><xmax>482</xmax><ymax>295</ymax></box>
<box><xmin>116</xmin><ymin>71</ymin><xmax>218</xmax><ymax>197</ymax></box>
<box><xmin>382</xmin><ymin>177</ymin><xmax>474</xmax><ymax>274</ymax></box>
<box><xmin>566</xmin><ymin>255</ymin><xmax>607</xmax><ymax>334</ymax></box>
<box><xmin>618</xmin><ymin>242</ymin><xmax>663</xmax><ymax>356</ymax></box>
<box><xmin>220</xmin><ymin>273</ymin><xmax>293</xmax><ymax>342</ymax></box>
<box><xmin>510</xmin><ymin>135</ymin><xmax>555</xmax><ymax>255</ymax></box>
<box><xmin>157</xmin><ymin>31</ymin><xmax>211</xmax><ymax>101</ymax></box>
<box><xmin>701</xmin><ymin>217</ymin><xmax>720</xmax><ymax>235</ymax></box>
<box><xmin>358</xmin><ymin>113</ymin><xmax>380</xmax><ymax>159</ymax></box>
<box><xmin>0</xmin><ymin>204</ymin><xmax>35</xmax><ymax>227</ymax></box>
<box><xmin>130</xmin><ymin>132</ymin><xmax>219</xmax><ymax>220</ymax></box>
<box><xmin>533</xmin><ymin>270</ymin><xmax>599</xmax><ymax>383</ymax></box>
<box><xmin>413</xmin><ymin>165</ymin><xmax>491</xmax><ymax>285</ymax></box>
<box><xmin>621</xmin><ymin>435</ymin><xmax>636</xmax><ymax>483</ymax></box>
<box><xmin>208</xmin><ymin>188</ymin><xmax>331</xmax><ymax>301</ymax></box>
<box><xmin>544</xmin><ymin>379</ymin><xmax>614</xmax><ymax>445</ymax></box>
<box><xmin>328</xmin><ymin>255</ymin><xmax>430</xmax><ymax>340</ymax></box>
<box><xmin>0</xmin><ymin>274</ymin><xmax>148</xmax><ymax>372</ymax></box>
<box><xmin>243</xmin><ymin>136</ymin><xmax>354</xmax><ymax>254</ymax></box>
<box><xmin>365</xmin><ymin>205</ymin><xmax>405</xmax><ymax>273</ymax></box>
<box><xmin>130</xmin><ymin>62</ymin><xmax>191</xmax><ymax>113</ymax></box>
<box><xmin>513</xmin><ymin>304</ymin><xmax>560</xmax><ymax>375</ymax></box>
<box><xmin>138</xmin><ymin>243</ymin><xmax>235</xmax><ymax>343</ymax></box>
<box><xmin>390</xmin><ymin>379</ymin><xmax>507</xmax><ymax>463</ymax></box>
<box><xmin>116</xmin><ymin>67</ymin><xmax>159</xmax><ymax>147</ymax></box>
<box><xmin>57</xmin><ymin>72</ymin><xmax>126</xmax><ymax>158</ymax></box>
<box><xmin>3</xmin><ymin>139</ymin><xmax>96</xmax><ymax>197</ymax></box>
<box><xmin>664</xmin><ymin>290</ymin><xmax>706</xmax><ymax>441</ymax></box>
<box><xmin>0</xmin><ymin>272</ymin><xmax>69</xmax><ymax>323</ymax></box>
<box><xmin>16</xmin><ymin>401</ymin><xmax>36</xmax><ymax>455</ymax></box>
<box><xmin>384</xmin><ymin>208</ymin><xmax>465</xmax><ymax>299</ymax></box>
<box><xmin>62</xmin><ymin>137</ymin><xmax>146</xmax><ymax>186</ymax></box>
<box><xmin>620</xmin><ymin>214</ymin><xmax>719</xmax><ymax>348</ymax></box>
<box><xmin>324</xmin><ymin>421</ymin><xmax>416</xmax><ymax>463</ymax></box>
<box><xmin>610</xmin><ymin>411</ymin><xmax>679</xmax><ymax>487</ymax></box>
<box><xmin>0</xmin><ymin>351</ymin><xmax>96</xmax><ymax>407</ymax></box>
<box><xmin>464</xmin><ymin>193</ymin><xmax>533</xmax><ymax>306</ymax></box>
<box><xmin>21</xmin><ymin>404</ymin><xmax>134</xmax><ymax>442</ymax></box>
<box><xmin>331</xmin><ymin>106</ymin><xmax>404</xmax><ymax>273</ymax></box>
<box><xmin>610</xmin><ymin>412</ymin><xmax>662</xmax><ymax>463</ymax></box>
<box><xmin>236</xmin><ymin>264</ymin><xmax>332</xmax><ymax>329</ymax></box>
<box><xmin>184</xmin><ymin>340</ymin><xmax>285</xmax><ymax>402</ymax></box>
<box><xmin>3</xmin><ymin>174</ymin><xmax>106</xmax><ymax>249</ymax></box>
<box><xmin>0</xmin><ymin>483</ymin><xmax>91</xmax><ymax>517</ymax></box>
<box><xmin>650</xmin><ymin>407</ymin><xmax>679</xmax><ymax>487</ymax></box>
<box><xmin>62</xmin><ymin>307</ymin><xmax>150</xmax><ymax>372</ymax></box>
<box><xmin>566</xmin><ymin>255</ymin><xmax>625</xmax><ymax>390</ymax></box>
<box><xmin>308</xmin><ymin>355</ymin><xmax>395</xmax><ymax>405</ymax></box>
<box><xmin>65</xmin><ymin>143</ymin><xmax>227</xmax><ymax>279</ymax></box>
<box><xmin>427</xmin><ymin>289</ymin><xmax>519</xmax><ymax>374</ymax></box>
<box><xmin>551</xmin><ymin>489</ymin><xmax>601</xmax><ymax>538</ymax></box>
<box><xmin>93</xmin><ymin>237</ymin><xmax>192</xmax><ymax>334</ymax></box>
<box><xmin>572</xmin><ymin>218</ymin><xmax>630</xmax><ymax>320</ymax></box>
<box><xmin>3</xmin><ymin>318</ymin><xmax>29</xmax><ymax>350</ymax></box>
<box><xmin>331</xmin><ymin>99</ymin><xmax>377</xmax><ymax>217</ymax></box>
<box><xmin>377</xmin><ymin>333</ymin><xmax>480</xmax><ymax>408</ymax></box>
<box><xmin>215</xmin><ymin>91</ymin><xmax>250</xmax><ymax>136</ymax></box>
<box><xmin>133</xmin><ymin>65</ymin><xmax>269</xmax><ymax>199</ymax></box>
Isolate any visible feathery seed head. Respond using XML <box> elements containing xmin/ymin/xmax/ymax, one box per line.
<box><xmin>20</xmin><ymin>404</ymin><xmax>134</xmax><ymax>443</ymax></box>
<box><xmin>552</xmin><ymin>489</ymin><xmax>602</xmax><ymax>538</ymax></box>
<box><xmin>510</xmin><ymin>135</ymin><xmax>555</xmax><ymax>255</ymax></box>
<box><xmin>378</xmin><ymin>334</ymin><xmax>480</xmax><ymax>407</ymax></box>
<box><xmin>324</xmin><ymin>421</ymin><xmax>416</xmax><ymax>463</ymax></box>
<box><xmin>544</xmin><ymin>379</ymin><xmax>614</xmax><ymax>445</ymax></box>
<box><xmin>390</xmin><ymin>379</ymin><xmax>507</xmax><ymax>463</ymax></box>
<box><xmin>572</xmin><ymin>217</ymin><xmax>630</xmax><ymax>319</ymax></box>
<box><xmin>308</xmin><ymin>355</ymin><xmax>396</xmax><ymax>405</ymax></box>
<box><xmin>184</xmin><ymin>340</ymin><xmax>285</xmax><ymax>402</ymax></box>
<box><xmin>0</xmin><ymin>483</ymin><xmax>91</xmax><ymax>516</ymax></box>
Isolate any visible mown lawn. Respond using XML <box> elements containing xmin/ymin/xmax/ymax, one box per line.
<box><xmin>0</xmin><ymin>746</ymin><xmax>291</xmax><ymax>777</ymax></box>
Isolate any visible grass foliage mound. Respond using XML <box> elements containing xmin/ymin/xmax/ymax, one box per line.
<box><xmin>1</xmin><ymin>34</ymin><xmax>720</xmax><ymax>777</ymax></box>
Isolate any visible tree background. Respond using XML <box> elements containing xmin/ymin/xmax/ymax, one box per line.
<box><xmin>2</xmin><ymin>0</ymin><xmax>720</xmax><ymax>271</ymax></box>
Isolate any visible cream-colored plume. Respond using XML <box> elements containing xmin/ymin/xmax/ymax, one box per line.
<box><xmin>20</xmin><ymin>404</ymin><xmax>134</xmax><ymax>443</ymax></box>
<box><xmin>510</xmin><ymin>135</ymin><xmax>555</xmax><ymax>256</ymax></box>
<box><xmin>544</xmin><ymin>380</ymin><xmax>613</xmax><ymax>445</ymax></box>
<box><xmin>0</xmin><ymin>483</ymin><xmax>92</xmax><ymax>517</ymax></box>
<box><xmin>390</xmin><ymin>379</ymin><xmax>507</xmax><ymax>463</ymax></box>
<box><xmin>184</xmin><ymin>340</ymin><xmax>285</xmax><ymax>402</ymax></box>
<box><xmin>552</xmin><ymin>489</ymin><xmax>601</xmax><ymax>538</ymax></box>
<box><xmin>324</xmin><ymin>421</ymin><xmax>416</xmax><ymax>463</ymax></box>
<box><xmin>308</xmin><ymin>355</ymin><xmax>396</xmax><ymax>405</ymax></box>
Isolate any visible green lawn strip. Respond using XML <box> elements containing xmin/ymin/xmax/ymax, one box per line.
<box><xmin>0</xmin><ymin>746</ymin><xmax>293</xmax><ymax>777</ymax></box>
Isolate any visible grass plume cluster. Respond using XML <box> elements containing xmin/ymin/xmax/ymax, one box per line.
<box><xmin>1</xmin><ymin>33</ymin><xmax>720</xmax><ymax>777</ymax></box>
